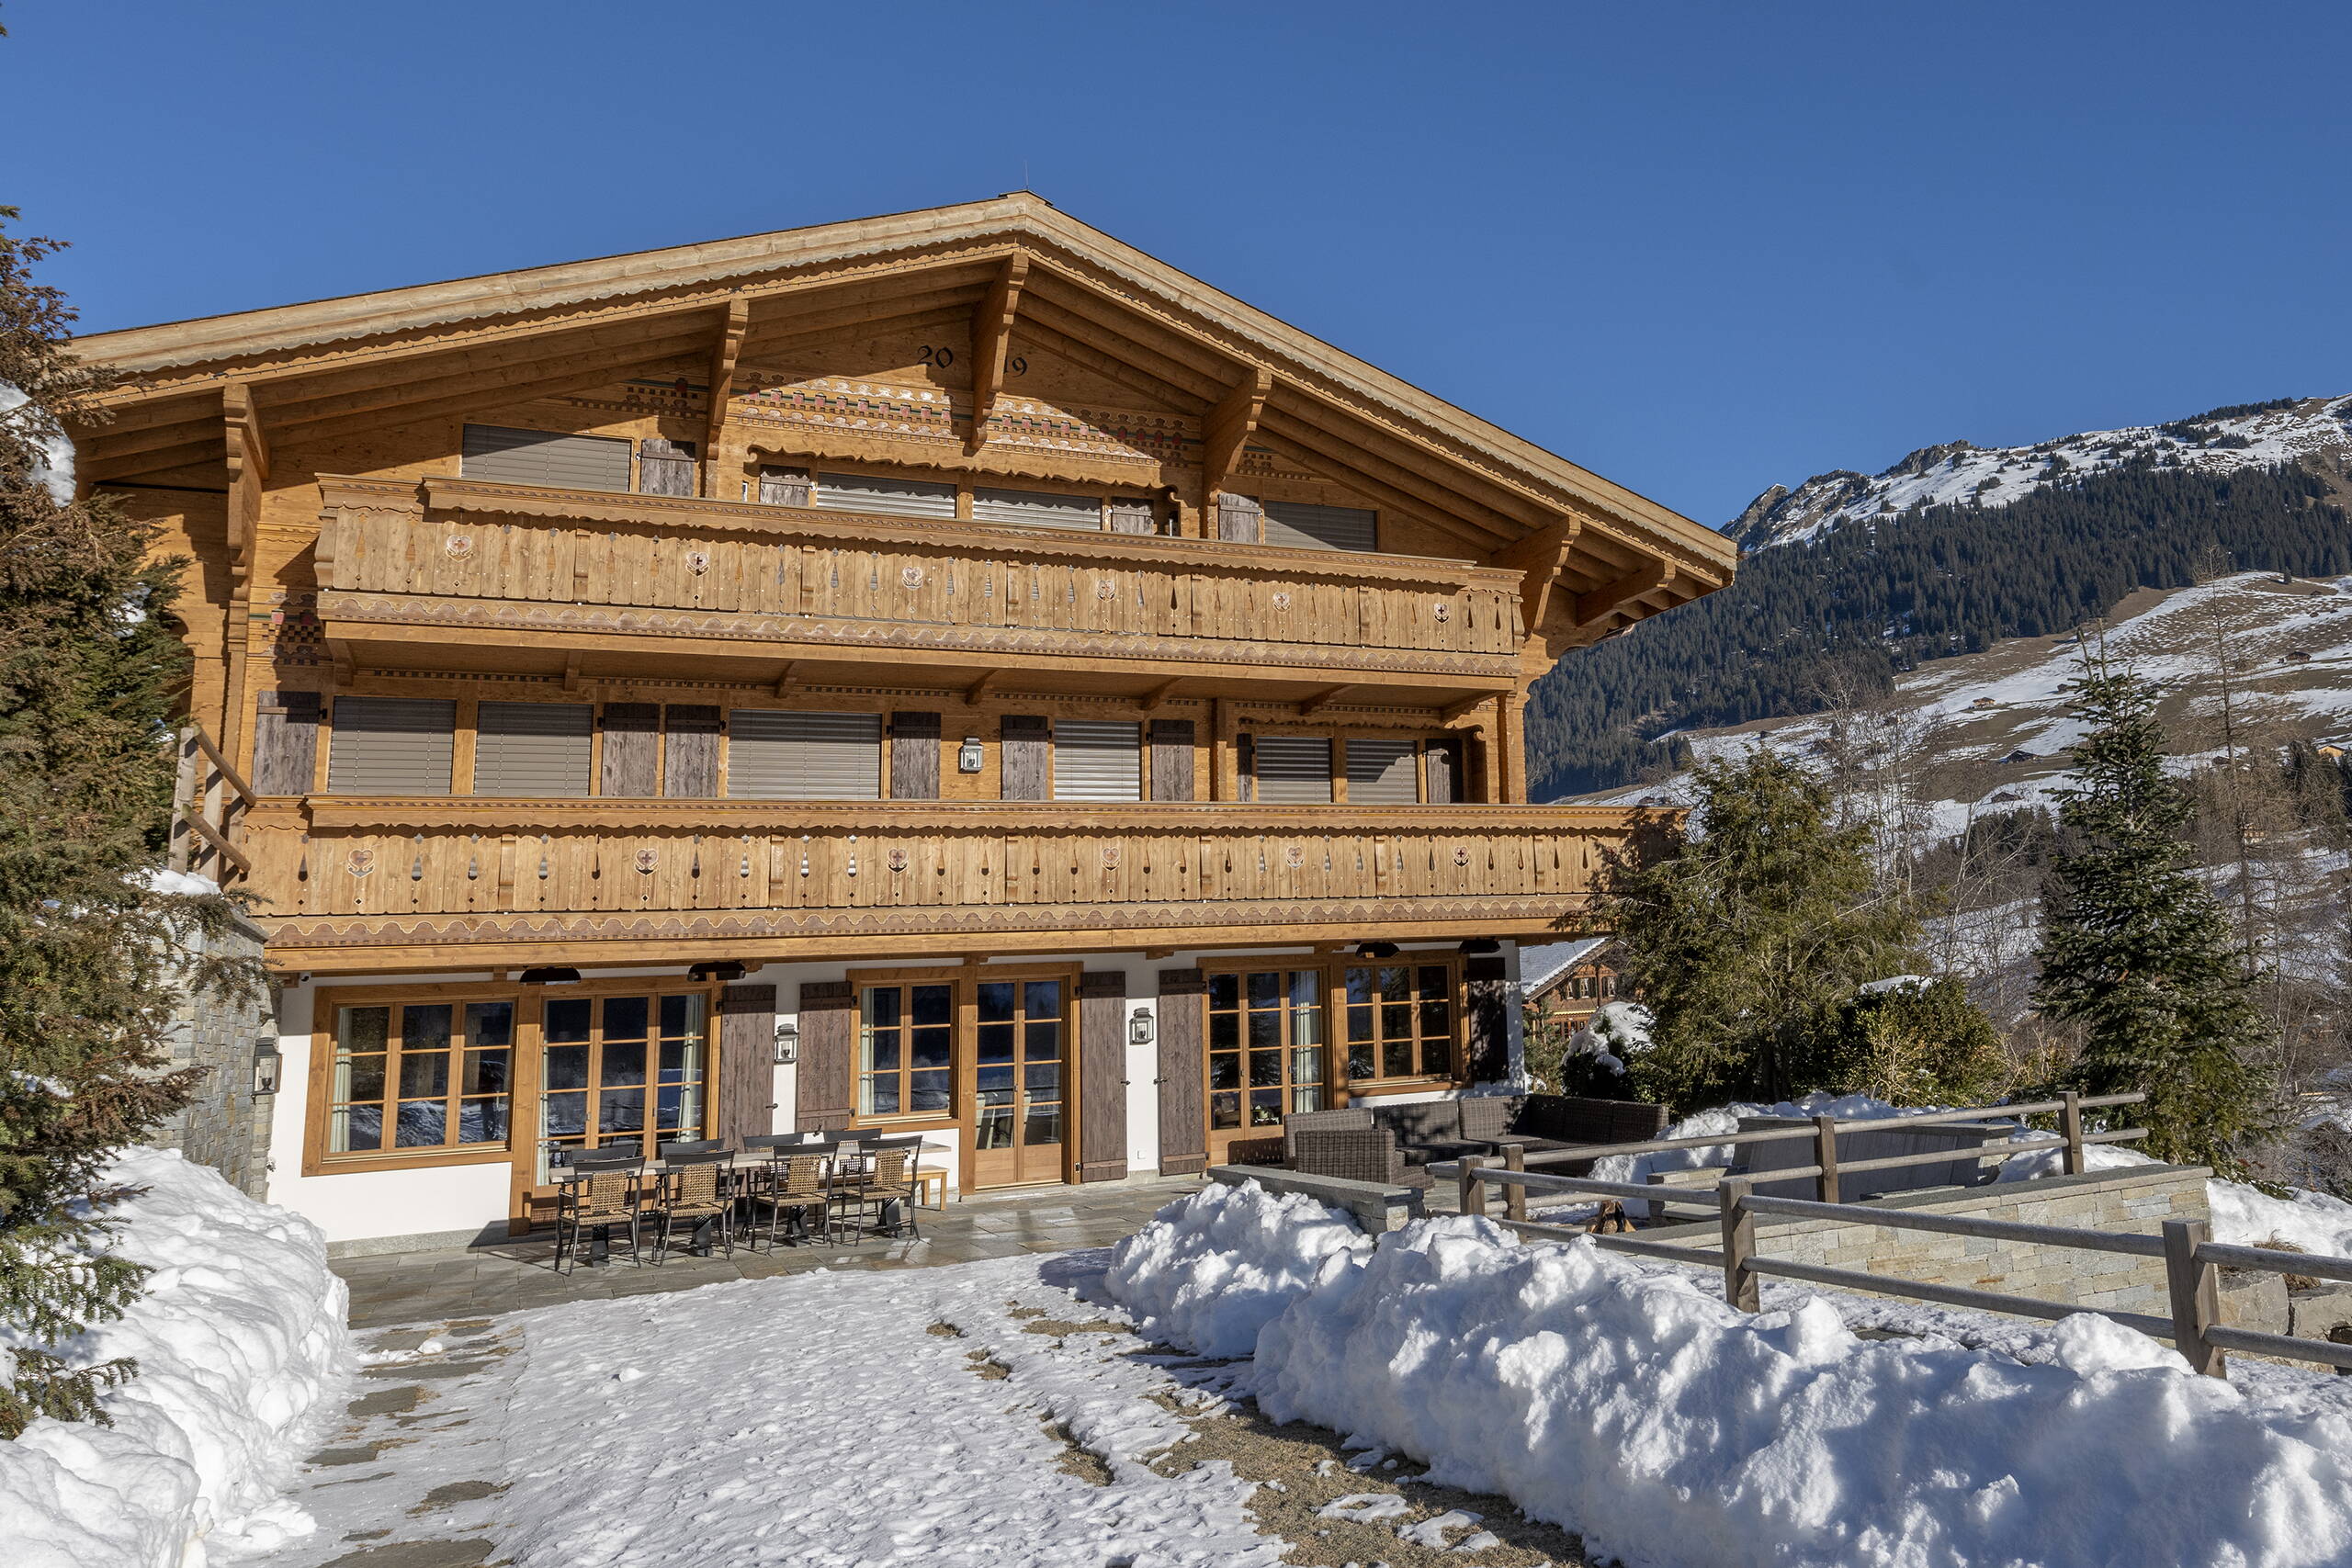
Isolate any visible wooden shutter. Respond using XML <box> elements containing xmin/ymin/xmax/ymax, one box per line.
<box><xmin>1107</xmin><ymin>498</ymin><xmax>1157</xmax><ymax>536</ymax></box>
<box><xmin>1237</xmin><ymin>732</ymin><xmax>1256</xmax><ymax>802</ymax></box>
<box><xmin>888</xmin><ymin>711</ymin><xmax>941</xmax><ymax>800</ymax></box>
<box><xmin>473</xmin><ymin>702</ymin><xmax>592</xmax><ymax>797</ymax></box>
<box><xmin>1148</xmin><ymin>719</ymin><xmax>1195</xmax><ymax>802</ymax></box>
<box><xmin>1261</xmin><ymin>501</ymin><xmax>1377</xmax><ymax>553</ymax></box>
<box><xmin>1001</xmin><ymin>715</ymin><xmax>1050</xmax><ymax>800</ymax></box>
<box><xmin>1078</xmin><ymin>970</ymin><xmax>1128</xmax><ymax>1183</ymax></box>
<box><xmin>638</xmin><ymin>437</ymin><xmax>697</xmax><ymax>498</ymax></box>
<box><xmin>1053</xmin><ymin>719</ymin><xmax>1142</xmax><ymax>801</ymax></box>
<box><xmin>972</xmin><ymin>486</ymin><xmax>1102</xmax><ymax>529</ymax></box>
<box><xmin>716</xmin><ymin>984</ymin><xmax>778</xmax><ymax>1148</ymax></box>
<box><xmin>728</xmin><ymin>711</ymin><xmax>882</xmax><ymax>799</ymax></box>
<box><xmin>1345</xmin><ymin>737</ymin><xmax>1419</xmax><ymax>805</ymax></box>
<box><xmin>1464</xmin><ymin>955</ymin><xmax>1509</xmax><ymax>1084</ymax></box>
<box><xmin>757</xmin><ymin>465</ymin><xmax>812</xmax><ymax>507</ymax></box>
<box><xmin>795</xmin><ymin>981</ymin><xmax>854</xmax><ymax>1133</ymax></box>
<box><xmin>1156</xmin><ymin>968</ymin><xmax>1208</xmax><ymax>1175</ymax></box>
<box><xmin>326</xmin><ymin>697</ymin><xmax>455</xmax><ymax>795</ymax></box>
<box><xmin>460</xmin><ymin>424</ymin><xmax>631</xmax><ymax>491</ymax></box>
<box><xmin>1254</xmin><ymin>735</ymin><xmax>1333</xmax><ymax>804</ymax></box>
<box><xmin>599</xmin><ymin>703</ymin><xmax>660</xmax><ymax>797</ymax></box>
<box><xmin>251</xmin><ymin>690</ymin><xmax>320</xmax><ymax>795</ymax></box>
<box><xmin>814</xmin><ymin>471</ymin><xmax>956</xmax><ymax>518</ymax></box>
<box><xmin>1425</xmin><ymin>738</ymin><xmax>1464</xmax><ymax>805</ymax></box>
<box><xmin>663</xmin><ymin>705</ymin><xmax>722</xmax><ymax>797</ymax></box>
<box><xmin>1216</xmin><ymin>492</ymin><xmax>1262</xmax><ymax>544</ymax></box>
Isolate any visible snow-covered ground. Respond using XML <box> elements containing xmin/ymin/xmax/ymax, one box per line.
<box><xmin>0</xmin><ymin>1148</ymin><xmax>353</xmax><ymax>1568</ymax></box>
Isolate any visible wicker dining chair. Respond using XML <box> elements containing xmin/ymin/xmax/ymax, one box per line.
<box><xmin>650</xmin><ymin>1147</ymin><xmax>737</xmax><ymax>1263</ymax></box>
<box><xmin>745</xmin><ymin>1153</ymin><xmax>831</xmax><ymax>1249</ymax></box>
<box><xmin>553</xmin><ymin>1152</ymin><xmax>648</xmax><ymax>1274</ymax></box>
<box><xmin>858</xmin><ymin>1141</ymin><xmax>925</xmax><ymax>1240</ymax></box>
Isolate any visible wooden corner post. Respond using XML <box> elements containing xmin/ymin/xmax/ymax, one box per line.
<box><xmin>2163</xmin><ymin>1217</ymin><xmax>2225</xmax><ymax>1377</ymax></box>
<box><xmin>2061</xmin><ymin>1090</ymin><xmax>2085</xmax><ymax>1176</ymax></box>
<box><xmin>1719</xmin><ymin>1176</ymin><xmax>1758</xmax><ymax>1312</ymax></box>
<box><xmin>1813</xmin><ymin>1112</ymin><xmax>1841</xmax><ymax>1204</ymax></box>
<box><xmin>1502</xmin><ymin>1143</ymin><xmax>1527</xmax><ymax>1223</ymax></box>
<box><xmin>1458</xmin><ymin>1155</ymin><xmax>1487</xmax><ymax>1219</ymax></box>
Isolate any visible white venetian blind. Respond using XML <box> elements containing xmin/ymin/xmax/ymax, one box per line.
<box><xmin>460</xmin><ymin>425</ymin><xmax>633</xmax><ymax>491</ymax></box>
<box><xmin>813</xmin><ymin>472</ymin><xmax>957</xmax><ymax>518</ymax></box>
<box><xmin>326</xmin><ymin>697</ymin><xmax>456</xmax><ymax>795</ymax></box>
<box><xmin>726</xmin><ymin>711</ymin><xmax>882</xmax><ymax>799</ymax></box>
<box><xmin>473</xmin><ymin>702</ymin><xmax>593</xmax><ymax>797</ymax></box>
<box><xmin>1052</xmin><ymin>720</ymin><xmax>1143</xmax><ymax>801</ymax></box>
<box><xmin>1345</xmin><ymin>738</ymin><xmax>1419</xmax><ymax>805</ymax></box>
<box><xmin>1253</xmin><ymin>735</ymin><xmax>1334</xmax><ymax>804</ymax></box>
<box><xmin>972</xmin><ymin>486</ymin><xmax>1102</xmax><ymax>530</ymax></box>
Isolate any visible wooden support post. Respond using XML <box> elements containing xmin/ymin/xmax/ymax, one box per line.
<box><xmin>2164</xmin><ymin>1217</ymin><xmax>2225</xmax><ymax>1377</ymax></box>
<box><xmin>168</xmin><ymin>724</ymin><xmax>198</xmax><ymax>873</ymax></box>
<box><xmin>1719</xmin><ymin>1176</ymin><xmax>1758</xmax><ymax>1312</ymax></box>
<box><xmin>1814</xmin><ymin>1113</ymin><xmax>1841</xmax><ymax>1204</ymax></box>
<box><xmin>1503</xmin><ymin>1143</ymin><xmax>1527</xmax><ymax>1223</ymax></box>
<box><xmin>1458</xmin><ymin>1155</ymin><xmax>1487</xmax><ymax>1219</ymax></box>
<box><xmin>2061</xmin><ymin>1090</ymin><xmax>2085</xmax><ymax>1177</ymax></box>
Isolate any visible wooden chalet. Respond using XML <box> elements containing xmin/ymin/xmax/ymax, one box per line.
<box><xmin>70</xmin><ymin>195</ymin><xmax>1734</xmax><ymax>1246</ymax></box>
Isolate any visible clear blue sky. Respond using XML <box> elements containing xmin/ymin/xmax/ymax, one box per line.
<box><xmin>8</xmin><ymin>1</ymin><xmax>2348</xmax><ymax>526</ymax></box>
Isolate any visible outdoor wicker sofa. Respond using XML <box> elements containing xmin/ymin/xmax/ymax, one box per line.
<box><xmin>1281</xmin><ymin>1095</ymin><xmax>1671</xmax><ymax>1188</ymax></box>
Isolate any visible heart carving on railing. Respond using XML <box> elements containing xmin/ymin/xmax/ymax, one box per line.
<box><xmin>635</xmin><ymin>848</ymin><xmax>659</xmax><ymax>874</ymax></box>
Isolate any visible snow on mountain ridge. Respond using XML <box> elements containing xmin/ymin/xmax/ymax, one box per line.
<box><xmin>1732</xmin><ymin>394</ymin><xmax>2352</xmax><ymax>550</ymax></box>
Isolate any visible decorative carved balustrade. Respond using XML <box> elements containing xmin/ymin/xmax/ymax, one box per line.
<box><xmin>311</xmin><ymin>476</ymin><xmax>1529</xmax><ymax>686</ymax></box>
<box><xmin>242</xmin><ymin>799</ymin><xmax>1648</xmax><ymax>966</ymax></box>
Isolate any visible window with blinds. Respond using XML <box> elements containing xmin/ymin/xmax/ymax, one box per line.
<box><xmin>473</xmin><ymin>703</ymin><xmax>593</xmax><ymax>796</ymax></box>
<box><xmin>972</xmin><ymin>486</ymin><xmax>1102</xmax><ymax>530</ymax></box>
<box><xmin>1253</xmin><ymin>735</ymin><xmax>1334</xmax><ymax>804</ymax></box>
<box><xmin>460</xmin><ymin>425</ymin><xmax>632</xmax><ymax>492</ymax></box>
<box><xmin>326</xmin><ymin>697</ymin><xmax>456</xmax><ymax>795</ymax></box>
<box><xmin>1345</xmin><ymin>738</ymin><xmax>1419</xmax><ymax>805</ymax></box>
<box><xmin>726</xmin><ymin>711</ymin><xmax>882</xmax><ymax>799</ymax></box>
<box><xmin>1052</xmin><ymin>720</ymin><xmax>1142</xmax><ymax>801</ymax></box>
<box><xmin>813</xmin><ymin>472</ymin><xmax>957</xmax><ymax>519</ymax></box>
<box><xmin>1261</xmin><ymin>501</ymin><xmax>1377</xmax><ymax>553</ymax></box>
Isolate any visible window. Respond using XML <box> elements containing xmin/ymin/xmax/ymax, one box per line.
<box><xmin>1261</xmin><ymin>501</ymin><xmax>1376</xmax><ymax>553</ymax></box>
<box><xmin>814</xmin><ymin>471</ymin><xmax>957</xmax><ymax>518</ymax></box>
<box><xmin>1207</xmin><ymin>969</ymin><xmax>1326</xmax><ymax>1132</ymax></box>
<box><xmin>328</xmin><ymin>1000</ymin><xmax>512</xmax><ymax>1154</ymax></box>
<box><xmin>540</xmin><ymin>992</ymin><xmax>708</xmax><ymax>1172</ymax></box>
<box><xmin>1345</xmin><ymin>738</ymin><xmax>1419</xmax><ymax>804</ymax></box>
<box><xmin>860</xmin><ymin>983</ymin><xmax>953</xmax><ymax>1117</ymax></box>
<box><xmin>971</xmin><ymin>486</ymin><xmax>1101</xmax><ymax>529</ymax></box>
<box><xmin>473</xmin><ymin>702</ymin><xmax>593</xmax><ymax>796</ymax></box>
<box><xmin>1343</xmin><ymin>964</ymin><xmax>1454</xmax><ymax>1082</ymax></box>
<box><xmin>1253</xmin><ymin>735</ymin><xmax>1333</xmax><ymax>803</ymax></box>
<box><xmin>1052</xmin><ymin>719</ymin><xmax>1143</xmax><ymax>801</ymax></box>
<box><xmin>727</xmin><ymin>710</ymin><xmax>882</xmax><ymax>799</ymax></box>
<box><xmin>461</xmin><ymin>424</ymin><xmax>632</xmax><ymax>491</ymax></box>
<box><xmin>327</xmin><ymin>697</ymin><xmax>455</xmax><ymax>795</ymax></box>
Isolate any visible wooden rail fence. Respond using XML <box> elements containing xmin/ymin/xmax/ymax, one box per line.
<box><xmin>168</xmin><ymin>721</ymin><xmax>253</xmax><ymax>884</ymax></box>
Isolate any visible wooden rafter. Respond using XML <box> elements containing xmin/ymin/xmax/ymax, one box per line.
<box><xmin>704</xmin><ymin>298</ymin><xmax>751</xmax><ymax>496</ymax></box>
<box><xmin>1201</xmin><ymin>368</ymin><xmax>1272</xmax><ymax>496</ymax></box>
<box><xmin>1140</xmin><ymin>676</ymin><xmax>1185</xmax><ymax>710</ymax></box>
<box><xmin>1483</xmin><ymin>515</ymin><xmax>1583</xmax><ymax>635</ymax></box>
<box><xmin>775</xmin><ymin>660</ymin><xmax>800</xmax><ymax>697</ymax></box>
<box><xmin>1001</xmin><ymin>313</ymin><xmax>1198</xmax><ymax>412</ymax></box>
<box><xmin>1248</xmin><ymin>423</ymin><xmax>1510</xmax><ymax>553</ymax></box>
<box><xmin>965</xmin><ymin>669</ymin><xmax>1002</xmax><ymax>705</ymax></box>
<box><xmin>1575</xmin><ymin>559</ymin><xmax>1674</xmax><ymax>628</ymax></box>
<box><xmin>1255</xmin><ymin>407</ymin><xmax>1521</xmax><ymax>546</ymax></box>
<box><xmin>967</xmin><ymin>251</ymin><xmax>1031</xmax><ymax>454</ymax></box>
<box><xmin>1298</xmin><ymin>684</ymin><xmax>1351</xmax><ymax>717</ymax></box>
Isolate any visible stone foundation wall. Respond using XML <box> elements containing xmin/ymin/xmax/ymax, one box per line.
<box><xmin>150</xmin><ymin>910</ymin><xmax>276</xmax><ymax>1198</ymax></box>
<box><xmin>1651</xmin><ymin>1164</ymin><xmax>2211</xmax><ymax>1315</ymax></box>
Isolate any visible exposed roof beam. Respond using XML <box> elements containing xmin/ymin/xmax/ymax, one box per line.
<box><xmin>1001</xmin><ymin>313</ymin><xmax>1198</xmax><ymax>412</ymax></box>
<box><xmin>1298</xmin><ymin>684</ymin><xmax>1351</xmax><ymax>717</ymax></box>
<box><xmin>966</xmin><ymin>251</ymin><xmax>1030</xmax><ymax>454</ymax></box>
<box><xmin>1201</xmin><ymin>369</ymin><xmax>1272</xmax><ymax>496</ymax></box>
<box><xmin>286</xmin><ymin>354</ymin><xmax>704</xmax><ymax>449</ymax></box>
<box><xmin>1575</xmin><ymin>559</ymin><xmax>1674</xmax><ymax>628</ymax></box>
<box><xmin>1257</xmin><ymin>405</ymin><xmax>1523</xmax><ymax>545</ymax></box>
<box><xmin>738</xmin><ymin>282</ymin><xmax>986</xmax><ymax>355</ymax></box>
<box><xmin>1140</xmin><ymin>676</ymin><xmax>1185</xmax><ymax>710</ymax></box>
<box><xmin>1248</xmin><ymin>423</ymin><xmax>1510</xmax><ymax>553</ymax></box>
<box><xmin>1021</xmin><ymin>273</ymin><xmax>1236</xmax><ymax>387</ymax></box>
<box><xmin>1441</xmin><ymin>693</ymin><xmax>1494</xmax><ymax>724</ymax></box>
<box><xmin>1483</xmin><ymin>515</ymin><xmax>1583</xmax><ymax>634</ymax></box>
<box><xmin>1017</xmin><ymin>293</ymin><xmax>1225</xmax><ymax>402</ymax></box>
<box><xmin>260</xmin><ymin>322</ymin><xmax>712</xmax><ymax>434</ymax></box>
<box><xmin>85</xmin><ymin>435</ymin><xmax>224</xmax><ymax>480</ymax></box>
<box><xmin>965</xmin><ymin>669</ymin><xmax>1002</xmax><ymax>705</ymax></box>
<box><xmin>704</xmin><ymin>299</ymin><xmax>751</xmax><ymax>496</ymax></box>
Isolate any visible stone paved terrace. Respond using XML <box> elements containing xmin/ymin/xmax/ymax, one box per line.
<box><xmin>332</xmin><ymin>1175</ymin><xmax>1205</xmax><ymax>1328</ymax></box>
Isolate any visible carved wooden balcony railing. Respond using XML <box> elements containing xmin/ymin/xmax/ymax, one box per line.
<box><xmin>312</xmin><ymin>476</ymin><xmax>1529</xmax><ymax>688</ymax></box>
<box><xmin>242</xmin><ymin>799</ymin><xmax>1646</xmax><ymax>966</ymax></box>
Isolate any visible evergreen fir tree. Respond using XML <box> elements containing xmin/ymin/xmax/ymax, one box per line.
<box><xmin>0</xmin><ymin>209</ymin><xmax>249</xmax><ymax>1437</ymax></box>
<box><xmin>2032</xmin><ymin>668</ymin><xmax>2277</xmax><ymax>1169</ymax></box>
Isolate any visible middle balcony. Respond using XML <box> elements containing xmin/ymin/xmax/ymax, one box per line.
<box><xmin>311</xmin><ymin>476</ymin><xmax>1530</xmax><ymax>705</ymax></box>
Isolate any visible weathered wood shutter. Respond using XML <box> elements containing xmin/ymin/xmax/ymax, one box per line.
<box><xmin>757</xmin><ymin>465</ymin><xmax>812</xmax><ymax>507</ymax></box>
<box><xmin>728</xmin><ymin>711</ymin><xmax>882</xmax><ymax>799</ymax></box>
<box><xmin>1156</xmin><ymin>968</ymin><xmax>1208</xmax><ymax>1175</ymax></box>
<box><xmin>716</xmin><ymin>984</ymin><xmax>777</xmax><ymax>1148</ymax></box>
<box><xmin>461</xmin><ymin>424</ymin><xmax>631</xmax><ymax>491</ymax></box>
<box><xmin>1425</xmin><ymin>738</ymin><xmax>1464</xmax><ymax>805</ymax></box>
<box><xmin>972</xmin><ymin>486</ymin><xmax>1102</xmax><ymax>529</ymax></box>
<box><xmin>795</xmin><ymin>981</ymin><xmax>854</xmax><ymax>1133</ymax></box>
<box><xmin>473</xmin><ymin>702</ymin><xmax>593</xmax><ymax>797</ymax></box>
<box><xmin>662</xmin><ymin>705</ymin><xmax>722</xmax><ymax>797</ymax></box>
<box><xmin>1237</xmin><ymin>732</ymin><xmax>1256</xmax><ymax>802</ymax></box>
<box><xmin>1345</xmin><ymin>737</ymin><xmax>1419</xmax><ymax>805</ymax></box>
<box><xmin>326</xmin><ymin>697</ymin><xmax>456</xmax><ymax>795</ymax></box>
<box><xmin>1216</xmin><ymin>492</ymin><xmax>1262</xmax><ymax>544</ymax></box>
<box><xmin>1001</xmin><ymin>715</ymin><xmax>1051</xmax><ymax>800</ymax></box>
<box><xmin>599</xmin><ymin>703</ymin><xmax>660</xmax><ymax>796</ymax></box>
<box><xmin>251</xmin><ymin>690</ymin><xmax>321</xmax><ymax>795</ymax></box>
<box><xmin>1107</xmin><ymin>498</ymin><xmax>1157</xmax><ymax>536</ymax></box>
<box><xmin>637</xmin><ymin>437</ymin><xmax>697</xmax><ymax>497</ymax></box>
<box><xmin>1463</xmin><ymin>955</ymin><xmax>1510</xmax><ymax>1084</ymax></box>
<box><xmin>1253</xmin><ymin>735</ymin><xmax>1334</xmax><ymax>804</ymax></box>
<box><xmin>1148</xmin><ymin>719</ymin><xmax>1195</xmax><ymax>802</ymax></box>
<box><xmin>814</xmin><ymin>471</ymin><xmax>956</xmax><ymax>518</ymax></box>
<box><xmin>1052</xmin><ymin>720</ymin><xmax>1142</xmax><ymax>801</ymax></box>
<box><xmin>1078</xmin><ymin>970</ymin><xmax>1128</xmax><ymax>1183</ymax></box>
<box><xmin>888</xmin><ymin>711</ymin><xmax>941</xmax><ymax>800</ymax></box>
<box><xmin>1261</xmin><ymin>501</ymin><xmax>1377</xmax><ymax>553</ymax></box>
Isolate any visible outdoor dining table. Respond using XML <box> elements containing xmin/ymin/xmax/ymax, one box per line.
<box><xmin>548</xmin><ymin>1145</ymin><xmax>917</xmax><ymax>1261</ymax></box>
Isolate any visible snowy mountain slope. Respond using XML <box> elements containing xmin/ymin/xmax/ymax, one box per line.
<box><xmin>1731</xmin><ymin>395</ymin><xmax>2352</xmax><ymax>550</ymax></box>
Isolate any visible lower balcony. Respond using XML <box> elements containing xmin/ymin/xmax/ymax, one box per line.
<box><xmin>242</xmin><ymin>801</ymin><xmax>1647</xmax><ymax>970</ymax></box>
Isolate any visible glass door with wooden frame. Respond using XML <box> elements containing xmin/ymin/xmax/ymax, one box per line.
<box><xmin>1205</xmin><ymin>969</ymin><xmax>1329</xmax><ymax>1164</ymax></box>
<box><xmin>537</xmin><ymin>990</ymin><xmax>710</xmax><ymax>1179</ymax></box>
<box><xmin>967</xmin><ymin>977</ymin><xmax>1067</xmax><ymax>1188</ymax></box>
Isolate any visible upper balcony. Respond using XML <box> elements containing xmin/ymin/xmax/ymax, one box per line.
<box><xmin>311</xmin><ymin>476</ymin><xmax>1530</xmax><ymax>704</ymax></box>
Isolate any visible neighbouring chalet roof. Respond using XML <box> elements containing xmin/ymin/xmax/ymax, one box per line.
<box><xmin>1519</xmin><ymin>936</ymin><xmax>1611</xmax><ymax>995</ymax></box>
<box><xmin>68</xmin><ymin>193</ymin><xmax>1733</xmax><ymax>638</ymax></box>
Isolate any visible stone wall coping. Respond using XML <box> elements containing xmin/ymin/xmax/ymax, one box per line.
<box><xmin>1642</xmin><ymin>1162</ymin><xmax>2211</xmax><ymax>1244</ymax></box>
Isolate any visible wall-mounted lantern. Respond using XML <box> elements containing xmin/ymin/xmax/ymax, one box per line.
<box><xmin>958</xmin><ymin>737</ymin><xmax>986</xmax><ymax>773</ymax></box>
<box><xmin>774</xmin><ymin>1019</ymin><xmax>799</xmax><ymax>1065</ymax></box>
<box><xmin>252</xmin><ymin>1041</ymin><xmax>281</xmax><ymax>1097</ymax></box>
<box><xmin>1128</xmin><ymin>1009</ymin><xmax>1156</xmax><ymax>1046</ymax></box>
